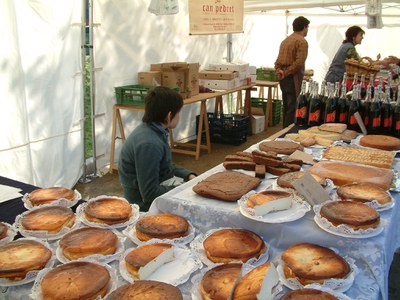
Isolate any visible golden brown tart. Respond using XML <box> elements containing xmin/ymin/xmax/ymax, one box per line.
<box><xmin>20</xmin><ymin>206</ymin><xmax>75</xmax><ymax>233</ymax></box>
<box><xmin>135</xmin><ymin>213</ymin><xmax>189</xmax><ymax>242</ymax></box>
<box><xmin>124</xmin><ymin>243</ymin><xmax>173</xmax><ymax>279</ymax></box>
<box><xmin>106</xmin><ymin>280</ymin><xmax>183</xmax><ymax>300</ymax></box>
<box><xmin>279</xmin><ymin>288</ymin><xmax>339</xmax><ymax>299</ymax></box>
<box><xmin>84</xmin><ymin>197</ymin><xmax>133</xmax><ymax>225</ymax></box>
<box><xmin>203</xmin><ymin>228</ymin><xmax>266</xmax><ymax>263</ymax></box>
<box><xmin>360</xmin><ymin>134</ymin><xmax>400</xmax><ymax>151</ymax></box>
<box><xmin>319</xmin><ymin>200</ymin><xmax>380</xmax><ymax>230</ymax></box>
<box><xmin>281</xmin><ymin>243</ymin><xmax>350</xmax><ymax>286</ymax></box>
<box><xmin>200</xmin><ymin>263</ymin><xmax>242</xmax><ymax>300</ymax></box>
<box><xmin>336</xmin><ymin>182</ymin><xmax>392</xmax><ymax>205</ymax></box>
<box><xmin>59</xmin><ymin>227</ymin><xmax>118</xmax><ymax>260</ymax></box>
<box><xmin>41</xmin><ymin>261</ymin><xmax>110</xmax><ymax>300</ymax></box>
<box><xmin>0</xmin><ymin>222</ymin><xmax>8</xmax><ymax>240</ymax></box>
<box><xmin>0</xmin><ymin>239</ymin><xmax>52</xmax><ymax>281</ymax></box>
<box><xmin>28</xmin><ymin>187</ymin><xmax>75</xmax><ymax>206</ymax></box>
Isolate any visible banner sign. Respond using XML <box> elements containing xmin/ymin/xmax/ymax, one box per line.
<box><xmin>188</xmin><ymin>0</ymin><xmax>244</xmax><ymax>35</ymax></box>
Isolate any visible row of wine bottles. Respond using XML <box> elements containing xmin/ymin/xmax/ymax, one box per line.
<box><xmin>294</xmin><ymin>73</ymin><xmax>400</xmax><ymax>137</ymax></box>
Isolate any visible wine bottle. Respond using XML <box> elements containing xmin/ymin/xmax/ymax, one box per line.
<box><xmin>319</xmin><ymin>80</ymin><xmax>327</xmax><ymax>124</ymax></box>
<box><xmin>337</xmin><ymin>82</ymin><xmax>349</xmax><ymax>124</ymax></box>
<box><xmin>295</xmin><ymin>80</ymin><xmax>308</xmax><ymax>126</ymax></box>
<box><xmin>368</xmin><ymin>85</ymin><xmax>382</xmax><ymax>134</ymax></box>
<box><xmin>360</xmin><ymin>74</ymin><xmax>366</xmax><ymax>100</ymax></box>
<box><xmin>324</xmin><ymin>83</ymin><xmax>338</xmax><ymax>123</ymax></box>
<box><xmin>392</xmin><ymin>85</ymin><xmax>400</xmax><ymax>137</ymax></box>
<box><xmin>347</xmin><ymin>84</ymin><xmax>362</xmax><ymax>131</ymax></box>
<box><xmin>362</xmin><ymin>83</ymin><xmax>372</xmax><ymax>127</ymax></box>
<box><xmin>308</xmin><ymin>82</ymin><xmax>322</xmax><ymax>126</ymax></box>
<box><xmin>381</xmin><ymin>88</ymin><xmax>393</xmax><ymax>135</ymax></box>
<box><xmin>369</xmin><ymin>74</ymin><xmax>375</xmax><ymax>99</ymax></box>
<box><xmin>350</xmin><ymin>73</ymin><xmax>358</xmax><ymax>91</ymax></box>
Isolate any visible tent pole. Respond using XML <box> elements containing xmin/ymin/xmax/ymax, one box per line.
<box><xmin>79</xmin><ymin>0</ymin><xmax>92</xmax><ymax>183</ymax></box>
<box><xmin>88</xmin><ymin>0</ymin><xmax>99</xmax><ymax>179</ymax></box>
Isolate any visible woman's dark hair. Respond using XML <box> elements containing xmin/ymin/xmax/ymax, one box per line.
<box><xmin>292</xmin><ymin>16</ymin><xmax>310</xmax><ymax>32</ymax></box>
<box><xmin>142</xmin><ymin>86</ymin><xmax>183</xmax><ymax>124</ymax></box>
<box><xmin>343</xmin><ymin>26</ymin><xmax>365</xmax><ymax>44</ymax></box>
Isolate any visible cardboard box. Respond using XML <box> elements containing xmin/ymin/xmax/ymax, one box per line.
<box><xmin>161</xmin><ymin>62</ymin><xmax>189</xmax><ymax>97</ymax></box>
<box><xmin>251</xmin><ymin>115</ymin><xmax>265</xmax><ymax>134</ymax></box>
<box><xmin>199</xmin><ymin>70</ymin><xmax>238</xmax><ymax>80</ymax></box>
<box><xmin>188</xmin><ymin>63</ymin><xmax>200</xmax><ymax>97</ymax></box>
<box><xmin>138</xmin><ymin>71</ymin><xmax>161</xmax><ymax>85</ymax></box>
<box><xmin>199</xmin><ymin>78</ymin><xmax>240</xmax><ymax>90</ymax></box>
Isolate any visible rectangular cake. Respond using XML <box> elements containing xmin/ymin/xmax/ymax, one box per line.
<box><xmin>307</xmin><ymin>161</ymin><xmax>394</xmax><ymax>190</ymax></box>
<box><xmin>322</xmin><ymin>145</ymin><xmax>395</xmax><ymax>169</ymax></box>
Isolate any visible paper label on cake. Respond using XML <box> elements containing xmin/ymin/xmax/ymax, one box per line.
<box><xmin>253</xmin><ymin>196</ymin><xmax>292</xmax><ymax>216</ymax></box>
<box><xmin>256</xmin><ymin>263</ymin><xmax>279</xmax><ymax>300</ymax></box>
<box><xmin>288</xmin><ymin>150</ymin><xmax>315</xmax><ymax>165</ymax></box>
<box><xmin>138</xmin><ymin>247</ymin><xmax>175</xmax><ymax>279</ymax></box>
<box><xmin>292</xmin><ymin>172</ymin><xmax>330</xmax><ymax>205</ymax></box>
<box><xmin>354</xmin><ymin>112</ymin><xmax>367</xmax><ymax>135</ymax></box>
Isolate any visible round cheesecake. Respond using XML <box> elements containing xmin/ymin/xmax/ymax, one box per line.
<box><xmin>84</xmin><ymin>197</ymin><xmax>133</xmax><ymax>225</ymax></box>
<box><xmin>0</xmin><ymin>222</ymin><xmax>8</xmax><ymax>240</ymax></box>
<box><xmin>281</xmin><ymin>243</ymin><xmax>350</xmax><ymax>286</ymax></box>
<box><xmin>0</xmin><ymin>239</ymin><xmax>52</xmax><ymax>281</ymax></box>
<box><xmin>203</xmin><ymin>228</ymin><xmax>266</xmax><ymax>263</ymax></box>
<box><xmin>336</xmin><ymin>182</ymin><xmax>392</xmax><ymax>205</ymax></box>
<box><xmin>200</xmin><ymin>263</ymin><xmax>242</xmax><ymax>300</ymax></box>
<box><xmin>59</xmin><ymin>227</ymin><xmax>118</xmax><ymax>260</ymax></box>
<box><xmin>135</xmin><ymin>213</ymin><xmax>189</xmax><ymax>242</ymax></box>
<box><xmin>320</xmin><ymin>200</ymin><xmax>380</xmax><ymax>230</ymax></box>
<box><xmin>28</xmin><ymin>187</ymin><xmax>75</xmax><ymax>206</ymax></box>
<box><xmin>20</xmin><ymin>206</ymin><xmax>75</xmax><ymax>233</ymax></box>
<box><xmin>124</xmin><ymin>243</ymin><xmax>173</xmax><ymax>279</ymax></box>
<box><xmin>106</xmin><ymin>281</ymin><xmax>183</xmax><ymax>300</ymax></box>
<box><xmin>41</xmin><ymin>261</ymin><xmax>110</xmax><ymax>300</ymax></box>
<box><xmin>279</xmin><ymin>288</ymin><xmax>339</xmax><ymax>300</ymax></box>
<box><xmin>360</xmin><ymin>134</ymin><xmax>400</xmax><ymax>151</ymax></box>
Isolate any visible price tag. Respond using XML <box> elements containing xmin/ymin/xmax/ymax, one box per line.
<box><xmin>292</xmin><ymin>172</ymin><xmax>330</xmax><ymax>205</ymax></box>
<box><xmin>354</xmin><ymin>111</ymin><xmax>367</xmax><ymax>135</ymax></box>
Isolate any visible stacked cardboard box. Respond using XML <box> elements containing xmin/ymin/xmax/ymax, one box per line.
<box><xmin>138</xmin><ymin>62</ymin><xmax>200</xmax><ymax>99</ymax></box>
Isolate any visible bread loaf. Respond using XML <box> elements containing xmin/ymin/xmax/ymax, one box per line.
<box><xmin>318</xmin><ymin>123</ymin><xmax>347</xmax><ymax>133</ymax></box>
<box><xmin>360</xmin><ymin>134</ymin><xmax>400</xmax><ymax>151</ymax></box>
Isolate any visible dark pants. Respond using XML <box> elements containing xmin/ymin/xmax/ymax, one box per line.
<box><xmin>279</xmin><ymin>76</ymin><xmax>296</xmax><ymax>128</ymax></box>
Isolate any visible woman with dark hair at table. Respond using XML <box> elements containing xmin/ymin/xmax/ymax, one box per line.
<box><xmin>325</xmin><ymin>25</ymin><xmax>365</xmax><ymax>84</ymax></box>
<box><xmin>118</xmin><ymin>86</ymin><xmax>196</xmax><ymax>211</ymax></box>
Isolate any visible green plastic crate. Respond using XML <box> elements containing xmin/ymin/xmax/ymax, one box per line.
<box><xmin>256</xmin><ymin>68</ymin><xmax>278</xmax><ymax>81</ymax></box>
<box><xmin>251</xmin><ymin>98</ymin><xmax>282</xmax><ymax>126</ymax></box>
<box><xmin>114</xmin><ymin>85</ymin><xmax>179</xmax><ymax>106</ymax></box>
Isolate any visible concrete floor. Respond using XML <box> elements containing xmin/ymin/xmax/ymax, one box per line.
<box><xmin>73</xmin><ymin>123</ymin><xmax>399</xmax><ymax>299</ymax></box>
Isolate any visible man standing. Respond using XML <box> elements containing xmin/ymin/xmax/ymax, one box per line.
<box><xmin>275</xmin><ymin>16</ymin><xmax>310</xmax><ymax>128</ymax></box>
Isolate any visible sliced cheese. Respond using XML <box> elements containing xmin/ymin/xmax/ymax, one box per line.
<box><xmin>254</xmin><ymin>195</ymin><xmax>292</xmax><ymax>216</ymax></box>
<box><xmin>138</xmin><ymin>246</ymin><xmax>175</xmax><ymax>279</ymax></box>
<box><xmin>256</xmin><ymin>263</ymin><xmax>279</xmax><ymax>300</ymax></box>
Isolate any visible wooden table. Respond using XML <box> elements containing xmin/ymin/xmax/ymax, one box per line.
<box><xmin>109</xmin><ymin>85</ymin><xmax>253</xmax><ymax>173</ymax></box>
<box><xmin>254</xmin><ymin>80</ymin><xmax>279</xmax><ymax>129</ymax></box>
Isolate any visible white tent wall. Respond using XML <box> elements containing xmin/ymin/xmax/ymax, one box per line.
<box><xmin>0</xmin><ymin>0</ymin><xmax>84</xmax><ymax>187</ymax></box>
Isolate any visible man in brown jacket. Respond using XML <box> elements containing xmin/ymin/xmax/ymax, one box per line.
<box><xmin>275</xmin><ymin>16</ymin><xmax>310</xmax><ymax>128</ymax></box>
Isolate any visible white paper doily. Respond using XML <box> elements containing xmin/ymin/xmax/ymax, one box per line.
<box><xmin>55</xmin><ymin>229</ymin><xmax>126</xmax><ymax>264</ymax></box>
<box><xmin>30</xmin><ymin>259</ymin><xmax>118</xmax><ymax>300</ymax></box>
<box><xmin>190</xmin><ymin>262</ymin><xmax>283</xmax><ymax>300</ymax></box>
<box><xmin>313</xmin><ymin>202</ymin><xmax>385</xmax><ymax>239</ymax></box>
<box><xmin>190</xmin><ymin>227</ymin><xmax>270</xmax><ymax>267</ymax></box>
<box><xmin>238</xmin><ymin>191</ymin><xmax>310</xmax><ymax>223</ymax></box>
<box><xmin>277</xmin><ymin>255</ymin><xmax>358</xmax><ymax>293</ymax></box>
<box><xmin>0</xmin><ymin>222</ymin><xmax>18</xmax><ymax>244</ymax></box>
<box><xmin>0</xmin><ymin>238</ymin><xmax>55</xmax><ymax>287</ymax></box>
<box><xmin>22</xmin><ymin>189</ymin><xmax>82</xmax><ymax>210</ymax></box>
<box><xmin>14</xmin><ymin>206</ymin><xmax>80</xmax><ymax>241</ymax></box>
<box><xmin>331</xmin><ymin>189</ymin><xmax>395</xmax><ymax>212</ymax></box>
<box><xmin>119</xmin><ymin>242</ymin><xmax>202</xmax><ymax>286</ymax></box>
<box><xmin>76</xmin><ymin>196</ymin><xmax>140</xmax><ymax>229</ymax></box>
<box><xmin>122</xmin><ymin>219</ymin><xmax>196</xmax><ymax>246</ymax></box>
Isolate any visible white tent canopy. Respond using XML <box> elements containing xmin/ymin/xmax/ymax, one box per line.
<box><xmin>1</xmin><ymin>0</ymin><xmax>400</xmax><ymax>188</ymax></box>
